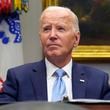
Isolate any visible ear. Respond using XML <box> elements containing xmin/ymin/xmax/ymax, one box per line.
<box><xmin>73</xmin><ymin>32</ymin><xmax>80</xmax><ymax>48</ymax></box>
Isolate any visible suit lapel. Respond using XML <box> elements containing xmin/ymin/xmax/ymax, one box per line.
<box><xmin>30</xmin><ymin>60</ymin><xmax>87</xmax><ymax>100</ymax></box>
<box><xmin>72</xmin><ymin>62</ymin><xmax>87</xmax><ymax>99</ymax></box>
<box><xmin>30</xmin><ymin>60</ymin><xmax>48</xmax><ymax>101</ymax></box>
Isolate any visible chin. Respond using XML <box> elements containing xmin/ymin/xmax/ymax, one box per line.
<box><xmin>46</xmin><ymin>51</ymin><xmax>58</xmax><ymax>56</ymax></box>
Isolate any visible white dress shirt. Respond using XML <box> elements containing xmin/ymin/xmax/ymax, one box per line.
<box><xmin>45</xmin><ymin>58</ymin><xmax>73</xmax><ymax>102</ymax></box>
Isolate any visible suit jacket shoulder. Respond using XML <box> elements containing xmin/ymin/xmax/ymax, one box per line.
<box><xmin>1</xmin><ymin>59</ymin><xmax>48</xmax><ymax>102</ymax></box>
<box><xmin>72</xmin><ymin>61</ymin><xmax>110</xmax><ymax>99</ymax></box>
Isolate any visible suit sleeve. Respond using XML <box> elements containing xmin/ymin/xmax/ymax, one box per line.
<box><xmin>103</xmin><ymin>73</ymin><xmax>110</xmax><ymax>100</ymax></box>
<box><xmin>0</xmin><ymin>69</ymin><xmax>17</xmax><ymax>104</ymax></box>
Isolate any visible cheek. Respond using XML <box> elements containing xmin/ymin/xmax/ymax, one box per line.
<box><xmin>64</xmin><ymin>37</ymin><xmax>74</xmax><ymax>48</ymax></box>
<box><xmin>40</xmin><ymin>36</ymin><xmax>47</xmax><ymax>46</ymax></box>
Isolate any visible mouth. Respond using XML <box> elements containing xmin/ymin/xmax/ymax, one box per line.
<box><xmin>46</xmin><ymin>44</ymin><xmax>62</xmax><ymax>50</ymax></box>
<box><xmin>47</xmin><ymin>44</ymin><xmax>61</xmax><ymax>47</ymax></box>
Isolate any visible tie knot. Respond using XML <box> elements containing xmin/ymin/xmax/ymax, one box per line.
<box><xmin>55</xmin><ymin>69</ymin><xmax>65</xmax><ymax>78</ymax></box>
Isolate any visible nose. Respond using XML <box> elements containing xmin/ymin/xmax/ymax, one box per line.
<box><xmin>50</xmin><ymin>28</ymin><xmax>56</xmax><ymax>37</ymax></box>
<box><xmin>49</xmin><ymin>28</ymin><xmax>57</xmax><ymax>41</ymax></box>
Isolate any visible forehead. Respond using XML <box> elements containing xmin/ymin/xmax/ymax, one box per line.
<box><xmin>41</xmin><ymin>10</ymin><xmax>73</xmax><ymax>24</ymax></box>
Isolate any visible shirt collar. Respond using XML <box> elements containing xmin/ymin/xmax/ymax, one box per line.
<box><xmin>45</xmin><ymin>58</ymin><xmax>72</xmax><ymax>79</ymax></box>
<box><xmin>62</xmin><ymin>59</ymin><xmax>72</xmax><ymax>78</ymax></box>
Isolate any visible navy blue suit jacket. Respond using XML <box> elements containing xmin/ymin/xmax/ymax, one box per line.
<box><xmin>0</xmin><ymin>59</ymin><xmax>110</xmax><ymax>103</ymax></box>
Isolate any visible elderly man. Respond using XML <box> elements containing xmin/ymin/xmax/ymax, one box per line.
<box><xmin>0</xmin><ymin>6</ymin><xmax>110</xmax><ymax>104</ymax></box>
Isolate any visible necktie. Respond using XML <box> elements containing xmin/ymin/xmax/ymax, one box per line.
<box><xmin>52</xmin><ymin>69</ymin><xmax>66</xmax><ymax>102</ymax></box>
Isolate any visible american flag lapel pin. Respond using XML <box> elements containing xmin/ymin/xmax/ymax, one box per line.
<box><xmin>80</xmin><ymin>79</ymin><xmax>85</xmax><ymax>83</ymax></box>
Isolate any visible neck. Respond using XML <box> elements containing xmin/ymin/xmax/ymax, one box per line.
<box><xmin>46</xmin><ymin>56</ymin><xmax>72</xmax><ymax>68</ymax></box>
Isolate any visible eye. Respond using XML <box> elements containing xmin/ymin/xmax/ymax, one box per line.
<box><xmin>57</xmin><ymin>26</ymin><xmax>65</xmax><ymax>32</ymax></box>
<box><xmin>42</xmin><ymin>26</ymin><xmax>51</xmax><ymax>32</ymax></box>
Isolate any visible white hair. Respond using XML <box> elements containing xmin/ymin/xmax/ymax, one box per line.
<box><xmin>40</xmin><ymin>6</ymin><xmax>80</xmax><ymax>33</ymax></box>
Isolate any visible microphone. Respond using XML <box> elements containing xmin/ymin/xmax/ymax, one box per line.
<box><xmin>63</xmin><ymin>96</ymin><xmax>69</xmax><ymax>102</ymax></box>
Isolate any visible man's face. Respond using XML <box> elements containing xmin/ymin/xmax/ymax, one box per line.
<box><xmin>39</xmin><ymin>11</ymin><xmax>80</xmax><ymax>60</ymax></box>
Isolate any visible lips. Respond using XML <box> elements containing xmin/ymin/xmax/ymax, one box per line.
<box><xmin>47</xmin><ymin>43</ymin><xmax>61</xmax><ymax>47</ymax></box>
